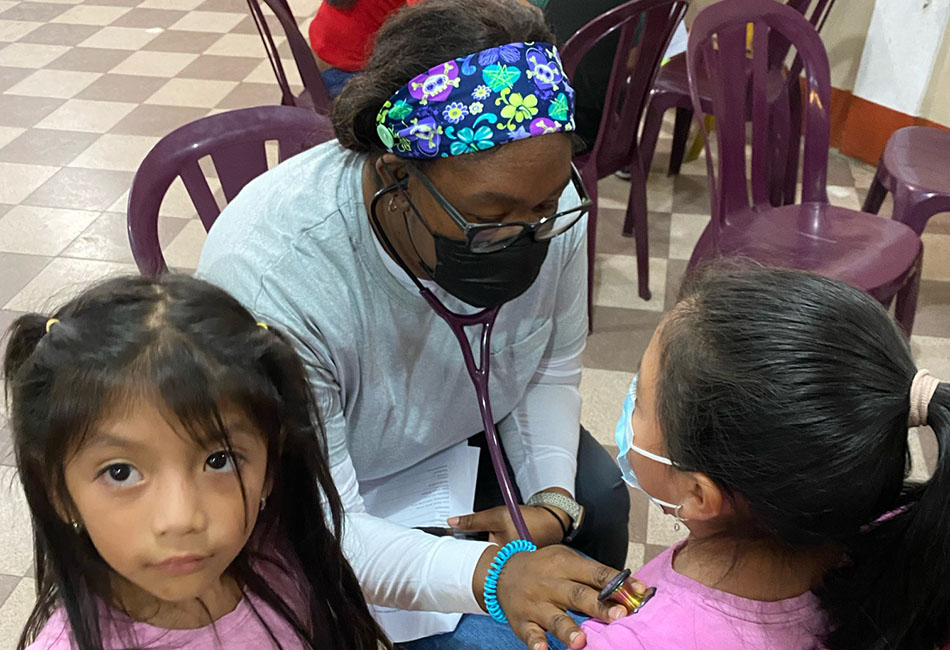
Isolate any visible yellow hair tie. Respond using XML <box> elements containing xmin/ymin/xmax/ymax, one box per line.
<box><xmin>257</xmin><ymin>322</ymin><xmax>269</xmax><ymax>330</ymax></box>
<box><xmin>45</xmin><ymin>318</ymin><xmax>59</xmax><ymax>333</ymax></box>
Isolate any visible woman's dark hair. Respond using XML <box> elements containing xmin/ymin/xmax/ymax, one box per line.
<box><xmin>4</xmin><ymin>274</ymin><xmax>390</xmax><ymax>650</ymax></box>
<box><xmin>655</xmin><ymin>266</ymin><xmax>949</xmax><ymax>650</ymax></box>
<box><xmin>332</xmin><ymin>0</ymin><xmax>554</xmax><ymax>154</ymax></box>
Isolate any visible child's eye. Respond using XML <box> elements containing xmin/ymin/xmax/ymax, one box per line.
<box><xmin>99</xmin><ymin>463</ymin><xmax>142</xmax><ymax>487</ymax></box>
<box><xmin>205</xmin><ymin>451</ymin><xmax>237</xmax><ymax>473</ymax></box>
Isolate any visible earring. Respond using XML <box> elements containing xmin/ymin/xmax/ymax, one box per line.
<box><xmin>388</xmin><ymin>195</ymin><xmax>398</xmax><ymax>213</ymax></box>
<box><xmin>71</xmin><ymin>520</ymin><xmax>82</xmax><ymax>534</ymax></box>
<box><xmin>259</xmin><ymin>495</ymin><xmax>267</xmax><ymax>512</ymax></box>
<box><xmin>672</xmin><ymin>504</ymin><xmax>687</xmax><ymax>532</ymax></box>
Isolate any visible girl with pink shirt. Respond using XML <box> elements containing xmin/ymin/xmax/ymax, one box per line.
<box><xmin>583</xmin><ymin>267</ymin><xmax>950</xmax><ymax>650</ymax></box>
<box><xmin>4</xmin><ymin>275</ymin><xmax>390</xmax><ymax>650</ymax></box>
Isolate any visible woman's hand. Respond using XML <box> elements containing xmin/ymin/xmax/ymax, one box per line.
<box><xmin>472</xmin><ymin>545</ymin><xmax>646</xmax><ymax>650</ymax></box>
<box><xmin>449</xmin><ymin>504</ymin><xmax>567</xmax><ymax>547</ymax></box>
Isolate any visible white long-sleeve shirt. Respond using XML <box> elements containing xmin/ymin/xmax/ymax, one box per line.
<box><xmin>197</xmin><ymin>141</ymin><xmax>587</xmax><ymax>625</ymax></box>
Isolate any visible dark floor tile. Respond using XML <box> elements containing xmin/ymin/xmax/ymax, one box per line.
<box><xmin>196</xmin><ymin>0</ymin><xmax>251</xmax><ymax>11</ymax></box>
<box><xmin>595</xmin><ymin>209</ymin><xmax>672</xmax><ymax>260</ymax></box>
<box><xmin>141</xmin><ymin>30</ymin><xmax>223</xmax><ymax>54</ymax></box>
<box><xmin>663</xmin><ymin>258</ymin><xmax>689</xmax><ymax>310</ymax></box>
<box><xmin>626</xmin><ymin>488</ymin><xmax>649</xmax><ymax>548</ymax></box>
<box><xmin>584</xmin><ymin>306</ymin><xmax>665</xmax><ymax>372</ymax></box>
<box><xmin>643</xmin><ymin>543</ymin><xmax>669</xmax><ymax>566</ymax></box>
<box><xmin>19</xmin><ymin>22</ymin><xmax>101</xmax><ymax>46</ymax></box>
<box><xmin>0</xmin><ymin>573</ymin><xmax>19</xmax><ymax>607</ymax></box>
<box><xmin>0</xmin><ymin>94</ymin><xmax>64</xmax><ymax>128</ymax></box>
<box><xmin>109</xmin><ymin>103</ymin><xmax>208</xmax><ymax>137</ymax></box>
<box><xmin>178</xmin><ymin>54</ymin><xmax>261</xmax><ymax>81</ymax></box>
<box><xmin>0</xmin><ymin>66</ymin><xmax>32</xmax><ymax>94</ymax></box>
<box><xmin>76</xmin><ymin>73</ymin><xmax>166</xmax><ymax>103</ymax></box>
<box><xmin>22</xmin><ymin>167</ymin><xmax>132</xmax><ymax>212</ymax></box>
<box><xmin>671</xmin><ymin>173</ymin><xmax>712</xmax><ymax>214</ymax></box>
<box><xmin>214</xmin><ymin>82</ymin><xmax>279</xmax><ymax>109</ymax></box>
<box><xmin>910</xmin><ymin>279</ymin><xmax>950</xmax><ymax>338</ymax></box>
<box><xmin>0</xmin><ymin>1</ymin><xmax>71</xmax><ymax>21</ymax></box>
<box><xmin>0</xmin><ymin>252</ymin><xmax>50</xmax><ymax>307</ymax></box>
<box><xmin>110</xmin><ymin>7</ymin><xmax>187</xmax><ymax>28</ymax></box>
<box><xmin>0</xmin><ymin>129</ymin><xmax>99</xmax><ymax>166</ymax></box>
<box><xmin>45</xmin><ymin>46</ymin><xmax>132</xmax><ymax>72</ymax></box>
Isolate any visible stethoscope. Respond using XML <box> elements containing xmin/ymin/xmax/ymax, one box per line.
<box><xmin>369</xmin><ymin>174</ymin><xmax>533</xmax><ymax>542</ymax></box>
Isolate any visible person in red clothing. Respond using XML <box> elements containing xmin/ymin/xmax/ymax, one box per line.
<box><xmin>309</xmin><ymin>0</ymin><xmax>413</xmax><ymax>96</ymax></box>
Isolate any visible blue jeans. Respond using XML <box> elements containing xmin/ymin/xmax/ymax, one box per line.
<box><xmin>321</xmin><ymin>67</ymin><xmax>356</xmax><ymax>97</ymax></box>
<box><xmin>397</xmin><ymin>612</ymin><xmax>586</xmax><ymax>650</ymax></box>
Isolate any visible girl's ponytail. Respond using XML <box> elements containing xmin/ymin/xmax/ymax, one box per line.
<box><xmin>3</xmin><ymin>313</ymin><xmax>50</xmax><ymax>386</ymax></box>
<box><xmin>822</xmin><ymin>379</ymin><xmax>950</xmax><ymax>650</ymax></box>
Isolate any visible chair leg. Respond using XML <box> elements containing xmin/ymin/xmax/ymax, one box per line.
<box><xmin>667</xmin><ymin>107</ymin><xmax>693</xmax><ymax>177</ymax></box>
<box><xmin>783</xmin><ymin>84</ymin><xmax>803</xmax><ymax>206</ymax></box>
<box><xmin>894</xmin><ymin>252</ymin><xmax>922</xmax><ymax>336</ymax></box>
<box><xmin>639</xmin><ymin>94</ymin><xmax>669</xmax><ymax>179</ymax></box>
<box><xmin>625</xmin><ymin>155</ymin><xmax>651</xmax><ymax>302</ymax></box>
<box><xmin>894</xmin><ymin>192</ymin><xmax>950</xmax><ymax>237</ymax></box>
<box><xmin>861</xmin><ymin>163</ymin><xmax>889</xmax><ymax>214</ymax></box>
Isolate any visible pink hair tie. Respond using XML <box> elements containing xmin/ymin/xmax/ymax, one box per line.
<box><xmin>908</xmin><ymin>369</ymin><xmax>941</xmax><ymax>428</ymax></box>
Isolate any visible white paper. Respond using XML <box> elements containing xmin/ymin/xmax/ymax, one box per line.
<box><xmin>664</xmin><ymin>21</ymin><xmax>688</xmax><ymax>61</ymax></box>
<box><xmin>359</xmin><ymin>442</ymin><xmax>481</xmax><ymax>642</ymax></box>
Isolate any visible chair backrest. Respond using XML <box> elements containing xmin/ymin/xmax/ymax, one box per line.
<box><xmin>560</xmin><ymin>0</ymin><xmax>687</xmax><ymax>175</ymax></box>
<box><xmin>247</xmin><ymin>0</ymin><xmax>333</xmax><ymax>113</ymax></box>
<box><xmin>127</xmin><ymin>106</ymin><xmax>334</xmax><ymax>275</ymax></box>
<box><xmin>686</xmin><ymin>0</ymin><xmax>831</xmax><ymax>228</ymax></box>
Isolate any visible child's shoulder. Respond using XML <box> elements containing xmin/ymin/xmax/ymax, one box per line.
<box><xmin>24</xmin><ymin>610</ymin><xmax>72</xmax><ymax>650</ymax></box>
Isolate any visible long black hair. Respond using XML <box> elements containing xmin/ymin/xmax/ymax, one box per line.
<box><xmin>4</xmin><ymin>274</ymin><xmax>390</xmax><ymax>650</ymax></box>
<box><xmin>656</xmin><ymin>267</ymin><xmax>949</xmax><ymax>650</ymax></box>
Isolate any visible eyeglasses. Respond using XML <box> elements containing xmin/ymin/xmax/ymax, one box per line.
<box><xmin>405</xmin><ymin>162</ymin><xmax>592</xmax><ymax>253</ymax></box>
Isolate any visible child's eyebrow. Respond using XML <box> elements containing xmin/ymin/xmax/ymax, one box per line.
<box><xmin>84</xmin><ymin>433</ymin><xmax>143</xmax><ymax>450</ymax></box>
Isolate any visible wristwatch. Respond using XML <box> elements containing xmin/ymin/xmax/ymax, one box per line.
<box><xmin>526</xmin><ymin>491</ymin><xmax>585</xmax><ymax>542</ymax></box>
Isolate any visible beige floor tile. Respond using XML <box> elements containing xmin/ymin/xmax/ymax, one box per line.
<box><xmin>593</xmin><ymin>255</ymin><xmax>667</xmax><ymax>312</ymax></box>
<box><xmin>140</xmin><ymin>0</ymin><xmax>206</xmax><ymax>9</ymax></box>
<box><xmin>579</xmin><ymin>367</ymin><xmax>631</xmax><ymax>448</ymax></box>
<box><xmin>109</xmin><ymin>176</ymin><xmax>222</xmax><ymax>218</ymax></box>
<box><xmin>70</xmin><ymin>133</ymin><xmax>158</xmax><ymax>172</ymax></box>
<box><xmin>243</xmin><ymin>58</ymin><xmax>296</xmax><ymax>84</ymax></box>
<box><xmin>109</xmin><ymin>50</ymin><xmax>198</xmax><ymax>78</ymax></box>
<box><xmin>668</xmin><ymin>213</ymin><xmax>709</xmax><ymax>261</ymax></box>
<box><xmin>849</xmin><ymin>159</ymin><xmax>877</xmax><ymax>190</ymax></box>
<box><xmin>144</xmin><ymin>78</ymin><xmax>238</xmax><ymax>109</ymax></box>
<box><xmin>78</xmin><ymin>26</ymin><xmax>159</xmax><ymax>51</ymax></box>
<box><xmin>910</xmin><ymin>335</ymin><xmax>950</xmax><ymax>379</ymax></box>
<box><xmin>5</xmin><ymin>69</ymin><xmax>101</xmax><ymax>99</ymax></box>
<box><xmin>0</xmin><ymin>466</ymin><xmax>32</xmax><ymax>576</ymax></box>
<box><xmin>51</xmin><ymin>4</ymin><xmax>131</xmax><ymax>26</ymax></box>
<box><xmin>625</xmin><ymin>541</ymin><xmax>645</xmax><ymax>570</ymax></box>
<box><xmin>0</xmin><ymin>126</ymin><xmax>24</xmax><ymax>149</ymax></box>
<box><xmin>205</xmin><ymin>33</ymin><xmax>276</xmax><ymax>57</ymax></box>
<box><xmin>0</xmin><ymin>20</ymin><xmax>41</xmax><ymax>43</ymax></box>
<box><xmin>921</xmin><ymin>233</ymin><xmax>950</xmax><ymax>282</ymax></box>
<box><xmin>162</xmin><ymin>219</ymin><xmax>207</xmax><ymax>269</ymax></box>
<box><xmin>645</xmin><ymin>502</ymin><xmax>689</xmax><ymax>547</ymax></box>
<box><xmin>0</xmin><ymin>43</ymin><xmax>70</xmax><ymax>68</ymax></box>
<box><xmin>34</xmin><ymin>98</ymin><xmax>136</xmax><ymax>133</ymax></box>
<box><xmin>826</xmin><ymin>185</ymin><xmax>861</xmax><ymax>211</ymax></box>
<box><xmin>4</xmin><ymin>257</ymin><xmax>136</xmax><ymax>312</ymax></box>
<box><xmin>0</xmin><ymin>162</ymin><xmax>58</xmax><ymax>204</ymax></box>
<box><xmin>0</xmin><ymin>579</ymin><xmax>35</xmax><ymax>650</ymax></box>
<box><xmin>168</xmin><ymin>10</ymin><xmax>245</xmax><ymax>33</ymax></box>
<box><xmin>0</xmin><ymin>205</ymin><xmax>98</xmax><ymax>256</ymax></box>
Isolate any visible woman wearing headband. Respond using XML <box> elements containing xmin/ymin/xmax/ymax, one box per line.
<box><xmin>198</xmin><ymin>1</ymin><xmax>635</xmax><ymax>648</ymax></box>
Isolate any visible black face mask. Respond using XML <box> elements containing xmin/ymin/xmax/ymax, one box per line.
<box><xmin>422</xmin><ymin>233</ymin><xmax>550</xmax><ymax>309</ymax></box>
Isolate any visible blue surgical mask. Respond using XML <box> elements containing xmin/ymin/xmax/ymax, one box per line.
<box><xmin>615</xmin><ymin>374</ymin><xmax>679</xmax><ymax>512</ymax></box>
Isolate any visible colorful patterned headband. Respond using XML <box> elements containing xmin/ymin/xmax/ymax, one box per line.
<box><xmin>375</xmin><ymin>41</ymin><xmax>576</xmax><ymax>159</ymax></box>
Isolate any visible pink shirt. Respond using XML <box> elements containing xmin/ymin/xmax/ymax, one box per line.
<box><xmin>28</xmin><ymin>591</ymin><xmax>307</xmax><ymax>650</ymax></box>
<box><xmin>582</xmin><ymin>543</ymin><xmax>828</xmax><ymax>650</ymax></box>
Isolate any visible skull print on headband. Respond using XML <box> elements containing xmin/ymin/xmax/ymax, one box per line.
<box><xmin>375</xmin><ymin>41</ymin><xmax>576</xmax><ymax>159</ymax></box>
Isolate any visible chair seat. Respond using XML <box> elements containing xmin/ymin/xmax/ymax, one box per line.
<box><xmin>713</xmin><ymin>203</ymin><xmax>922</xmax><ymax>291</ymax></box>
<box><xmin>881</xmin><ymin>126</ymin><xmax>950</xmax><ymax>195</ymax></box>
<box><xmin>653</xmin><ymin>54</ymin><xmax>713</xmax><ymax>111</ymax></box>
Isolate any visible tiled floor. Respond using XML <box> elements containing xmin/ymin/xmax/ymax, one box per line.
<box><xmin>0</xmin><ymin>0</ymin><xmax>948</xmax><ymax>646</ymax></box>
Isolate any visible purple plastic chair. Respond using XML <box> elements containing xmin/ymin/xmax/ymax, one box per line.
<box><xmin>863</xmin><ymin>126</ymin><xmax>950</xmax><ymax>236</ymax></box>
<box><xmin>127</xmin><ymin>106</ymin><xmax>333</xmax><ymax>275</ymax></box>
<box><xmin>247</xmin><ymin>0</ymin><xmax>332</xmax><ymax>113</ymax></box>
<box><xmin>685</xmin><ymin>0</ymin><xmax>922</xmax><ymax>333</ymax></box>
<box><xmin>640</xmin><ymin>0</ymin><xmax>835</xmax><ymax>203</ymax></box>
<box><xmin>560</xmin><ymin>0</ymin><xmax>688</xmax><ymax>327</ymax></box>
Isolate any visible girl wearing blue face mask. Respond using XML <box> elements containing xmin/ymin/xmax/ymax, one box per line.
<box><xmin>582</xmin><ymin>267</ymin><xmax>950</xmax><ymax>650</ymax></box>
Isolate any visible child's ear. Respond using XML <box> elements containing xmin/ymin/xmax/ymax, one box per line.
<box><xmin>679</xmin><ymin>471</ymin><xmax>729</xmax><ymax>522</ymax></box>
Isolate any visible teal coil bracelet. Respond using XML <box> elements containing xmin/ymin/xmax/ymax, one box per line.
<box><xmin>483</xmin><ymin>539</ymin><xmax>537</xmax><ymax>624</ymax></box>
